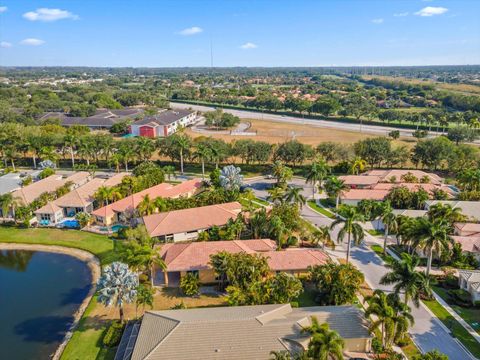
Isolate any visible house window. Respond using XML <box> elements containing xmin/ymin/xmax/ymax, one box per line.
<box><xmin>40</xmin><ymin>214</ymin><xmax>51</xmax><ymax>221</ymax></box>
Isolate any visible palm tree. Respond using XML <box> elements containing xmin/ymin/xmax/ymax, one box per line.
<box><xmin>109</xmin><ymin>153</ymin><xmax>122</xmax><ymax>173</ymax></box>
<box><xmin>305</xmin><ymin>159</ymin><xmax>330</xmax><ymax>197</ymax></box>
<box><xmin>171</xmin><ymin>134</ymin><xmax>191</xmax><ymax>174</ymax></box>
<box><xmin>380</xmin><ymin>253</ymin><xmax>431</xmax><ymax>307</ymax></box>
<box><xmin>413</xmin><ymin>218</ymin><xmax>452</xmax><ymax>276</ymax></box>
<box><xmin>118</xmin><ymin>143</ymin><xmax>135</xmax><ymax>171</ymax></box>
<box><xmin>137</xmin><ymin>194</ymin><xmax>156</xmax><ymax>216</ymax></box>
<box><xmin>0</xmin><ymin>193</ymin><xmax>19</xmax><ymax>219</ymax></box>
<box><xmin>365</xmin><ymin>289</ymin><xmax>395</xmax><ymax>347</ymax></box>
<box><xmin>135</xmin><ymin>137</ymin><xmax>155</xmax><ymax>161</ymax></box>
<box><xmin>330</xmin><ymin>205</ymin><xmax>365</xmax><ymax>263</ymax></box>
<box><xmin>135</xmin><ymin>284</ymin><xmax>155</xmax><ymax>318</ymax></box>
<box><xmin>269</xmin><ymin>350</ymin><xmax>292</xmax><ymax>360</ymax></box>
<box><xmin>312</xmin><ymin>226</ymin><xmax>331</xmax><ymax>250</ymax></box>
<box><xmin>269</xmin><ymin>215</ymin><xmax>286</xmax><ymax>250</ymax></box>
<box><xmin>323</xmin><ymin>176</ymin><xmax>348</xmax><ymax>209</ymax></box>
<box><xmin>77</xmin><ymin>137</ymin><xmax>94</xmax><ymax>166</ymax></box>
<box><xmin>350</xmin><ymin>157</ymin><xmax>367</xmax><ymax>175</ymax></box>
<box><xmin>249</xmin><ymin>208</ymin><xmax>269</xmax><ymax>239</ymax></box>
<box><xmin>283</xmin><ymin>186</ymin><xmax>306</xmax><ymax>208</ymax></box>
<box><xmin>302</xmin><ymin>317</ymin><xmax>345</xmax><ymax>360</ymax></box>
<box><xmin>119</xmin><ymin>242</ymin><xmax>166</xmax><ymax>286</ymax></box>
<box><xmin>97</xmin><ymin>262</ymin><xmax>139</xmax><ymax>323</ymax></box>
<box><xmin>267</xmin><ymin>186</ymin><xmax>285</xmax><ymax>204</ymax></box>
<box><xmin>427</xmin><ymin>203</ymin><xmax>466</xmax><ymax>225</ymax></box>
<box><xmin>272</xmin><ymin>160</ymin><xmax>293</xmax><ymax>187</ymax></box>
<box><xmin>379</xmin><ymin>201</ymin><xmax>398</xmax><ymax>255</ymax></box>
<box><xmin>193</xmin><ymin>142</ymin><xmax>212</xmax><ymax>179</ymax></box>
<box><xmin>63</xmin><ymin>134</ymin><xmax>77</xmax><ymax>168</ymax></box>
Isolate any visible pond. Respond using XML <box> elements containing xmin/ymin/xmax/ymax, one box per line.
<box><xmin>0</xmin><ymin>250</ymin><xmax>92</xmax><ymax>360</ymax></box>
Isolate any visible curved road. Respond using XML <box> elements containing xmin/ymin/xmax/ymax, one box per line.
<box><xmin>171</xmin><ymin>102</ymin><xmax>444</xmax><ymax>138</ymax></box>
<box><xmin>244</xmin><ymin>177</ymin><xmax>476</xmax><ymax>360</ymax></box>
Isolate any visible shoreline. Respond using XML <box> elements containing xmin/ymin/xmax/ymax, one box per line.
<box><xmin>0</xmin><ymin>243</ymin><xmax>101</xmax><ymax>360</ymax></box>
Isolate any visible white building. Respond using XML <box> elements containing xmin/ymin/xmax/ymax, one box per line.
<box><xmin>129</xmin><ymin>109</ymin><xmax>197</xmax><ymax>138</ymax></box>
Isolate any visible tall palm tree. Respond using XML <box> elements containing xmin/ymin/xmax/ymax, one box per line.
<box><xmin>302</xmin><ymin>317</ymin><xmax>345</xmax><ymax>360</ymax></box>
<box><xmin>330</xmin><ymin>205</ymin><xmax>365</xmax><ymax>263</ymax></box>
<box><xmin>109</xmin><ymin>153</ymin><xmax>122</xmax><ymax>173</ymax></box>
<box><xmin>137</xmin><ymin>194</ymin><xmax>156</xmax><ymax>216</ymax></box>
<box><xmin>269</xmin><ymin>215</ymin><xmax>286</xmax><ymax>250</ymax></box>
<box><xmin>379</xmin><ymin>201</ymin><xmax>398</xmax><ymax>255</ymax></box>
<box><xmin>194</xmin><ymin>142</ymin><xmax>212</xmax><ymax>179</ymax></box>
<box><xmin>119</xmin><ymin>242</ymin><xmax>166</xmax><ymax>286</ymax></box>
<box><xmin>118</xmin><ymin>142</ymin><xmax>135</xmax><ymax>171</ymax></box>
<box><xmin>0</xmin><ymin>193</ymin><xmax>19</xmax><ymax>219</ymax></box>
<box><xmin>135</xmin><ymin>137</ymin><xmax>155</xmax><ymax>161</ymax></box>
<box><xmin>283</xmin><ymin>186</ymin><xmax>306</xmax><ymax>209</ymax></box>
<box><xmin>413</xmin><ymin>218</ymin><xmax>452</xmax><ymax>276</ymax></box>
<box><xmin>172</xmin><ymin>134</ymin><xmax>191</xmax><ymax>174</ymax></box>
<box><xmin>380</xmin><ymin>253</ymin><xmax>431</xmax><ymax>307</ymax></box>
<box><xmin>427</xmin><ymin>203</ymin><xmax>466</xmax><ymax>225</ymax></box>
<box><xmin>135</xmin><ymin>284</ymin><xmax>155</xmax><ymax>318</ymax></box>
<box><xmin>97</xmin><ymin>262</ymin><xmax>139</xmax><ymax>323</ymax></box>
<box><xmin>63</xmin><ymin>134</ymin><xmax>77</xmax><ymax>168</ymax></box>
<box><xmin>267</xmin><ymin>186</ymin><xmax>286</xmax><ymax>204</ymax></box>
<box><xmin>365</xmin><ymin>289</ymin><xmax>395</xmax><ymax>347</ymax></box>
<box><xmin>324</xmin><ymin>176</ymin><xmax>348</xmax><ymax>209</ymax></box>
<box><xmin>305</xmin><ymin>159</ymin><xmax>330</xmax><ymax>197</ymax></box>
<box><xmin>249</xmin><ymin>208</ymin><xmax>269</xmax><ymax>239</ymax></box>
<box><xmin>272</xmin><ymin>160</ymin><xmax>293</xmax><ymax>187</ymax></box>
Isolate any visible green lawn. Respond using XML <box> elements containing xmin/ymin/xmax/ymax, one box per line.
<box><xmin>60</xmin><ymin>297</ymin><xmax>116</xmax><ymax>360</ymax></box>
<box><xmin>366</xmin><ymin>229</ymin><xmax>384</xmax><ymax>236</ymax></box>
<box><xmin>0</xmin><ymin>227</ymin><xmax>118</xmax><ymax>263</ymax></box>
<box><xmin>307</xmin><ymin>200</ymin><xmax>336</xmax><ymax>219</ymax></box>
<box><xmin>422</xmin><ymin>297</ymin><xmax>480</xmax><ymax>358</ymax></box>
<box><xmin>0</xmin><ymin>227</ymin><xmax>119</xmax><ymax>360</ymax></box>
<box><xmin>433</xmin><ymin>286</ymin><xmax>480</xmax><ymax>335</ymax></box>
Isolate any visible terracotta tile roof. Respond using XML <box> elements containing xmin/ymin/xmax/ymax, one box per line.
<box><xmin>372</xmin><ymin>182</ymin><xmax>453</xmax><ymax>196</ymax></box>
<box><xmin>365</xmin><ymin>169</ymin><xmax>442</xmax><ymax>185</ymax></box>
<box><xmin>339</xmin><ymin>175</ymin><xmax>381</xmax><ymax>186</ymax></box>
<box><xmin>34</xmin><ymin>201</ymin><xmax>62</xmax><ymax>215</ymax></box>
<box><xmin>341</xmin><ymin>189</ymin><xmax>390</xmax><ymax>201</ymax></box>
<box><xmin>454</xmin><ymin>222</ymin><xmax>480</xmax><ymax>237</ymax></box>
<box><xmin>452</xmin><ymin>236</ymin><xmax>480</xmax><ymax>253</ymax></box>
<box><xmin>35</xmin><ymin>173</ymin><xmax>128</xmax><ymax>215</ymax></box>
<box><xmin>158</xmin><ymin>240</ymin><xmax>329</xmax><ymax>272</ymax></box>
<box><xmin>13</xmin><ymin>172</ymin><xmax>90</xmax><ymax>206</ymax></box>
<box><xmin>143</xmin><ymin>202</ymin><xmax>242</xmax><ymax>237</ymax></box>
<box><xmin>91</xmin><ymin>179</ymin><xmax>202</xmax><ymax>218</ymax></box>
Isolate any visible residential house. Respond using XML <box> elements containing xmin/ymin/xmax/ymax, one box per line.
<box><xmin>92</xmin><ymin>179</ymin><xmax>202</xmax><ymax>226</ymax></box>
<box><xmin>142</xmin><ymin>202</ymin><xmax>243</xmax><ymax>242</ymax></box>
<box><xmin>129</xmin><ymin>109</ymin><xmax>197</xmax><ymax>138</ymax></box>
<box><xmin>364</xmin><ymin>169</ymin><xmax>443</xmax><ymax>185</ymax></box>
<box><xmin>116</xmin><ymin>304</ymin><xmax>372</xmax><ymax>360</ymax></box>
<box><xmin>425</xmin><ymin>201</ymin><xmax>480</xmax><ymax>222</ymax></box>
<box><xmin>458</xmin><ymin>270</ymin><xmax>480</xmax><ymax>303</ymax></box>
<box><xmin>58</xmin><ymin>108</ymin><xmax>144</xmax><ymax>129</ymax></box>
<box><xmin>11</xmin><ymin>172</ymin><xmax>90</xmax><ymax>208</ymax></box>
<box><xmin>451</xmin><ymin>222</ymin><xmax>480</xmax><ymax>261</ymax></box>
<box><xmin>155</xmin><ymin>239</ymin><xmax>329</xmax><ymax>287</ymax></box>
<box><xmin>34</xmin><ymin>173</ymin><xmax>127</xmax><ymax>225</ymax></box>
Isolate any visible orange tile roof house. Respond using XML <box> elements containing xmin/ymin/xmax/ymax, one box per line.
<box><xmin>155</xmin><ymin>240</ymin><xmax>329</xmax><ymax>287</ymax></box>
<box><xmin>91</xmin><ymin>179</ymin><xmax>202</xmax><ymax>226</ymax></box>
<box><xmin>34</xmin><ymin>173</ymin><xmax>127</xmax><ymax>225</ymax></box>
<box><xmin>452</xmin><ymin>222</ymin><xmax>480</xmax><ymax>261</ymax></box>
<box><xmin>142</xmin><ymin>202</ymin><xmax>242</xmax><ymax>242</ymax></box>
<box><xmin>12</xmin><ymin>172</ymin><xmax>91</xmax><ymax>207</ymax></box>
<box><xmin>364</xmin><ymin>169</ymin><xmax>442</xmax><ymax>185</ymax></box>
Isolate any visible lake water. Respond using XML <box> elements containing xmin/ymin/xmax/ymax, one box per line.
<box><xmin>0</xmin><ymin>250</ymin><xmax>92</xmax><ymax>360</ymax></box>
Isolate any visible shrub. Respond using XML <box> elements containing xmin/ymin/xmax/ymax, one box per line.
<box><xmin>449</xmin><ymin>289</ymin><xmax>472</xmax><ymax>306</ymax></box>
<box><xmin>103</xmin><ymin>321</ymin><xmax>124</xmax><ymax>347</ymax></box>
<box><xmin>180</xmin><ymin>272</ymin><xmax>200</xmax><ymax>296</ymax></box>
<box><xmin>38</xmin><ymin>167</ymin><xmax>55</xmax><ymax>179</ymax></box>
<box><xmin>290</xmin><ymin>301</ymin><xmax>299</xmax><ymax>308</ymax></box>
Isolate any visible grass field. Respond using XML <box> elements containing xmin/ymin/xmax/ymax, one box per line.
<box><xmin>307</xmin><ymin>200</ymin><xmax>336</xmax><ymax>219</ymax></box>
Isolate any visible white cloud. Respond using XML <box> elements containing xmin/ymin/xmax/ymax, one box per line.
<box><xmin>0</xmin><ymin>6</ymin><xmax>7</xmax><ymax>13</ymax></box>
<box><xmin>371</xmin><ymin>18</ymin><xmax>384</xmax><ymax>24</ymax></box>
<box><xmin>20</xmin><ymin>38</ymin><xmax>45</xmax><ymax>46</ymax></box>
<box><xmin>240</xmin><ymin>42</ymin><xmax>258</xmax><ymax>49</ymax></box>
<box><xmin>415</xmin><ymin>6</ymin><xmax>448</xmax><ymax>17</ymax></box>
<box><xmin>0</xmin><ymin>41</ymin><xmax>12</xmax><ymax>48</ymax></box>
<box><xmin>394</xmin><ymin>12</ymin><xmax>409</xmax><ymax>17</ymax></box>
<box><xmin>23</xmin><ymin>8</ymin><xmax>78</xmax><ymax>22</ymax></box>
<box><xmin>178</xmin><ymin>26</ymin><xmax>203</xmax><ymax>36</ymax></box>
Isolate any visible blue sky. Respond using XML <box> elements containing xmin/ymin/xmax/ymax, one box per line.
<box><xmin>0</xmin><ymin>0</ymin><xmax>479</xmax><ymax>67</ymax></box>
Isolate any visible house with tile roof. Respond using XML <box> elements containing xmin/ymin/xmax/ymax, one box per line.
<box><xmin>142</xmin><ymin>202</ymin><xmax>242</xmax><ymax>242</ymax></box>
<box><xmin>130</xmin><ymin>109</ymin><xmax>197</xmax><ymax>138</ymax></box>
<box><xmin>458</xmin><ymin>270</ymin><xmax>480</xmax><ymax>303</ymax></box>
<box><xmin>92</xmin><ymin>179</ymin><xmax>202</xmax><ymax>226</ymax></box>
<box><xmin>155</xmin><ymin>240</ymin><xmax>329</xmax><ymax>287</ymax></box>
<box><xmin>116</xmin><ymin>304</ymin><xmax>372</xmax><ymax>360</ymax></box>
<box><xmin>451</xmin><ymin>222</ymin><xmax>480</xmax><ymax>261</ymax></box>
<box><xmin>425</xmin><ymin>200</ymin><xmax>480</xmax><ymax>222</ymax></box>
<box><xmin>34</xmin><ymin>173</ymin><xmax>127</xmax><ymax>225</ymax></box>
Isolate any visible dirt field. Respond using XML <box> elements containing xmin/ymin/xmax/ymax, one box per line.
<box><xmin>185</xmin><ymin>118</ymin><xmax>415</xmax><ymax>147</ymax></box>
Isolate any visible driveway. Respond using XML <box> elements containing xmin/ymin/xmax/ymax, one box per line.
<box><xmin>245</xmin><ymin>177</ymin><xmax>476</xmax><ymax>360</ymax></box>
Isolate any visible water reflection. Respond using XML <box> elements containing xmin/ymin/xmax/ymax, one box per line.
<box><xmin>0</xmin><ymin>249</ymin><xmax>35</xmax><ymax>272</ymax></box>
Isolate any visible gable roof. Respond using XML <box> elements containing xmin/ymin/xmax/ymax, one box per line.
<box><xmin>61</xmin><ymin>108</ymin><xmax>144</xmax><ymax>127</ymax></box>
<box><xmin>12</xmin><ymin>172</ymin><xmax>90</xmax><ymax>206</ymax></box>
<box><xmin>452</xmin><ymin>236</ymin><xmax>480</xmax><ymax>254</ymax></box>
<box><xmin>143</xmin><ymin>202</ymin><xmax>242</xmax><ymax>237</ymax></box>
<box><xmin>128</xmin><ymin>304</ymin><xmax>371</xmax><ymax>360</ymax></box>
<box><xmin>339</xmin><ymin>175</ymin><xmax>381</xmax><ymax>186</ymax></box>
<box><xmin>365</xmin><ymin>169</ymin><xmax>442</xmax><ymax>185</ymax></box>
<box><xmin>158</xmin><ymin>240</ymin><xmax>328</xmax><ymax>272</ymax></box>
<box><xmin>341</xmin><ymin>189</ymin><xmax>389</xmax><ymax>201</ymax></box>
<box><xmin>132</xmin><ymin>109</ymin><xmax>194</xmax><ymax>127</ymax></box>
<box><xmin>35</xmin><ymin>173</ymin><xmax>127</xmax><ymax>214</ymax></box>
<box><xmin>92</xmin><ymin>179</ymin><xmax>202</xmax><ymax>218</ymax></box>
<box><xmin>458</xmin><ymin>270</ymin><xmax>480</xmax><ymax>292</ymax></box>
<box><xmin>454</xmin><ymin>222</ymin><xmax>480</xmax><ymax>237</ymax></box>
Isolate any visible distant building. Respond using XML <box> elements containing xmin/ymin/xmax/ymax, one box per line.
<box><xmin>129</xmin><ymin>109</ymin><xmax>197</xmax><ymax>138</ymax></box>
<box><xmin>41</xmin><ymin>108</ymin><xmax>144</xmax><ymax>129</ymax></box>
<box><xmin>116</xmin><ymin>304</ymin><xmax>372</xmax><ymax>360</ymax></box>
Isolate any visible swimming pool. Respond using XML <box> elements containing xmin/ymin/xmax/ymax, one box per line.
<box><xmin>111</xmin><ymin>224</ymin><xmax>128</xmax><ymax>232</ymax></box>
<box><xmin>59</xmin><ymin>219</ymin><xmax>80</xmax><ymax>229</ymax></box>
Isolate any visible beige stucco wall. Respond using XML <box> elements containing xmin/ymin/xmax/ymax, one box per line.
<box><xmin>344</xmin><ymin>338</ymin><xmax>371</xmax><ymax>353</ymax></box>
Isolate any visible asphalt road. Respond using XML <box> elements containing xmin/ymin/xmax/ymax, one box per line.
<box><xmin>171</xmin><ymin>102</ymin><xmax>443</xmax><ymax>138</ymax></box>
<box><xmin>244</xmin><ymin>177</ymin><xmax>476</xmax><ymax>360</ymax></box>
